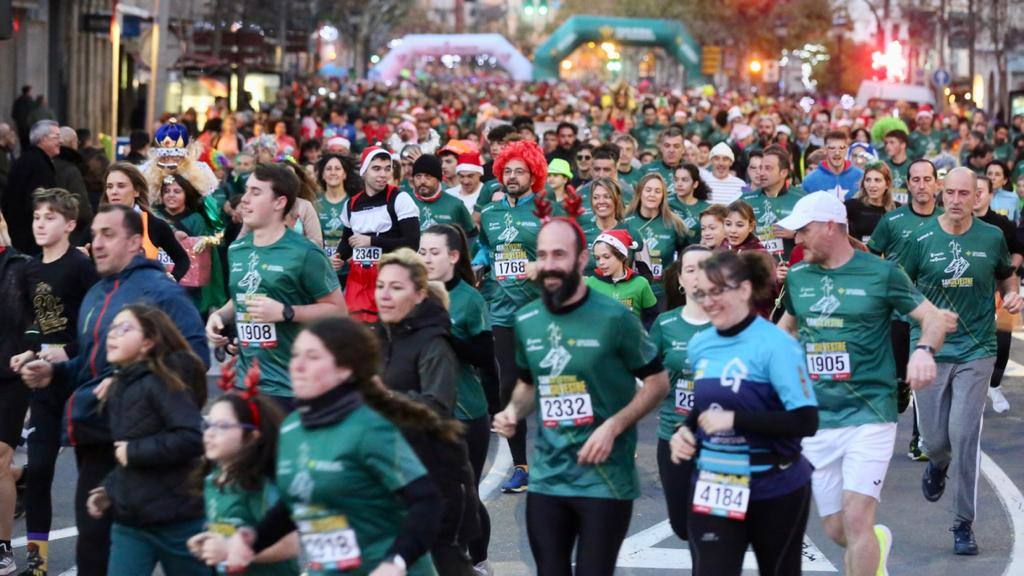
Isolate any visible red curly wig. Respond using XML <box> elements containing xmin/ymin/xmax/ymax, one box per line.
<box><xmin>493</xmin><ymin>140</ymin><xmax>548</xmax><ymax>193</ymax></box>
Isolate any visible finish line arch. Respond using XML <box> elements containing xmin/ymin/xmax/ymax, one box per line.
<box><xmin>370</xmin><ymin>34</ymin><xmax>533</xmax><ymax>82</ymax></box>
<box><xmin>533</xmin><ymin>15</ymin><xmax>703</xmax><ymax>82</ymax></box>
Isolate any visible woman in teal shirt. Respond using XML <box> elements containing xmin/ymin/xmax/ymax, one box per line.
<box><xmin>624</xmin><ymin>173</ymin><xmax>690</xmax><ymax>308</ymax></box>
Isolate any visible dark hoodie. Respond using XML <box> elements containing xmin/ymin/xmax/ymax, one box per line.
<box><xmin>54</xmin><ymin>146</ymin><xmax>94</xmax><ymax>246</ymax></box>
<box><xmin>373</xmin><ymin>297</ymin><xmax>458</xmax><ymax>417</ymax></box>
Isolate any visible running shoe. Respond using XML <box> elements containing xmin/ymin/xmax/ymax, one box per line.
<box><xmin>874</xmin><ymin>524</ymin><xmax>892</xmax><ymax>576</ymax></box>
<box><xmin>951</xmin><ymin>521</ymin><xmax>979</xmax><ymax>555</ymax></box>
<box><xmin>18</xmin><ymin>542</ymin><xmax>45</xmax><ymax>576</ymax></box>
<box><xmin>907</xmin><ymin>436</ymin><xmax>928</xmax><ymax>462</ymax></box>
<box><xmin>473</xmin><ymin>560</ymin><xmax>494</xmax><ymax>576</ymax></box>
<box><xmin>922</xmin><ymin>462</ymin><xmax>948</xmax><ymax>502</ymax></box>
<box><xmin>988</xmin><ymin>387</ymin><xmax>1010</xmax><ymax>413</ymax></box>
<box><xmin>0</xmin><ymin>543</ymin><xmax>15</xmax><ymax>576</ymax></box>
<box><xmin>500</xmin><ymin>465</ymin><xmax>529</xmax><ymax>493</ymax></box>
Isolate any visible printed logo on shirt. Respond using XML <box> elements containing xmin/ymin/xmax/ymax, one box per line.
<box><xmin>238</xmin><ymin>252</ymin><xmax>263</xmax><ymax>296</ymax></box>
<box><xmin>498</xmin><ymin>213</ymin><xmax>519</xmax><ymax>244</ymax></box>
<box><xmin>808</xmin><ymin>276</ymin><xmax>841</xmax><ymax>318</ymax></box>
<box><xmin>288</xmin><ymin>442</ymin><xmax>316</xmax><ymax>503</ymax></box>
<box><xmin>721</xmin><ymin>358</ymin><xmax>748</xmax><ymax>393</ymax></box>
<box><xmin>420</xmin><ymin>205</ymin><xmax>438</xmax><ymax>229</ymax></box>
<box><xmin>942</xmin><ymin>240</ymin><xmax>972</xmax><ymax>287</ymax></box>
<box><xmin>539</xmin><ymin>324</ymin><xmax>572</xmax><ymax>377</ymax></box>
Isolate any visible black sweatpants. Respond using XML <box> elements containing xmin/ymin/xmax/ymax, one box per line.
<box><xmin>74</xmin><ymin>443</ymin><xmax>116</xmax><ymax>576</ymax></box>
<box><xmin>463</xmin><ymin>415</ymin><xmax>491</xmax><ymax>564</ymax></box>
<box><xmin>525</xmin><ymin>492</ymin><xmax>633</xmax><ymax>576</ymax></box>
<box><xmin>657</xmin><ymin>438</ymin><xmax>693</xmax><ymax>541</ymax></box>
<box><xmin>493</xmin><ymin>326</ymin><xmax>527</xmax><ymax>466</ymax></box>
<box><xmin>992</xmin><ymin>330</ymin><xmax>1012</xmax><ymax>388</ymax></box>
<box><xmin>687</xmin><ymin>482</ymin><xmax>812</xmax><ymax>576</ymax></box>
<box><xmin>24</xmin><ymin>391</ymin><xmax>66</xmax><ymax>537</ymax></box>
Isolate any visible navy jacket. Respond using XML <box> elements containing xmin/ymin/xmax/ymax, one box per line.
<box><xmin>53</xmin><ymin>256</ymin><xmax>208</xmax><ymax>446</ymax></box>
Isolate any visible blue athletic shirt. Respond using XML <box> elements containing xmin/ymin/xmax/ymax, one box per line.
<box><xmin>688</xmin><ymin>315</ymin><xmax>817</xmax><ymax>501</ymax></box>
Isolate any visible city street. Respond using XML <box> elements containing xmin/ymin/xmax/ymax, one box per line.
<box><xmin>19</xmin><ymin>335</ymin><xmax>1024</xmax><ymax>575</ymax></box>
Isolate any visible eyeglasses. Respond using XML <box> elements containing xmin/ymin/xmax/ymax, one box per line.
<box><xmin>576</xmin><ymin>154</ymin><xmax>592</xmax><ymax>161</ymax></box>
<box><xmin>108</xmin><ymin>322</ymin><xmax>140</xmax><ymax>338</ymax></box>
<box><xmin>202</xmin><ymin>420</ymin><xmax>256</xmax><ymax>433</ymax></box>
<box><xmin>503</xmin><ymin>168</ymin><xmax>530</xmax><ymax>178</ymax></box>
<box><xmin>690</xmin><ymin>284</ymin><xmax>741</xmax><ymax>303</ymax></box>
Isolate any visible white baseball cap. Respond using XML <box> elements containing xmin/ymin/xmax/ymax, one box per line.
<box><xmin>776</xmin><ymin>192</ymin><xmax>848</xmax><ymax>230</ymax></box>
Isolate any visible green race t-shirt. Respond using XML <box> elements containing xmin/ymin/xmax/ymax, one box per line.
<box><xmin>584</xmin><ymin>274</ymin><xmax>657</xmax><ymax>318</ymax></box>
<box><xmin>883</xmin><ymin>158</ymin><xmax>911</xmax><ymax>204</ymax></box>
<box><xmin>448</xmin><ymin>278</ymin><xmax>491</xmax><ymax>421</ymax></box>
<box><xmin>228</xmin><ymin>228</ymin><xmax>340</xmax><ymax>397</ymax></box>
<box><xmin>514</xmin><ymin>290</ymin><xmax>658</xmax><ymax>500</ymax></box>
<box><xmin>909</xmin><ymin>130</ymin><xmax>944</xmax><ymax>160</ymax></box>
<box><xmin>631</xmin><ymin>123</ymin><xmax>665</xmax><ymax>151</ymax></box>
<box><xmin>472</xmin><ymin>180</ymin><xmax>506</xmax><ymax>214</ymax></box>
<box><xmin>650</xmin><ymin>310</ymin><xmax>710</xmax><ymax>440</ymax></box>
<box><xmin>618</xmin><ymin>168</ymin><xmax>643</xmax><ymax>189</ymax></box>
<box><xmin>635</xmin><ymin>161</ymin><xmax>680</xmax><ymax>195</ymax></box>
<box><xmin>317</xmin><ymin>195</ymin><xmax>348</xmax><ymax>257</ymax></box>
<box><xmin>478</xmin><ymin>194</ymin><xmax>544</xmax><ymax>327</ymax></box>
<box><xmin>740</xmin><ymin>188</ymin><xmax>804</xmax><ymax>260</ymax></box>
<box><xmin>866</xmin><ymin>204</ymin><xmax>941</xmax><ymax>265</ymax></box>
<box><xmin>276</xmin><ymin>406</ymin><xmax>435</xmax><ymax>576</ymax></box>
<box><xmin>667</xmin><ymin>196</ymin><xmax>709</xmax><ymax>243</ymax></box>
<box><xmin>783</xmin><ymin>251</ymin><xmax>925</xmax><ymax>428</ymax></box>
<box><xmin>902</xmin><ymin>218</ymin><xmax>1014</xmax><ymax>363</ymax></box>
<box><xmin>204</xmin><ymin>471</ymin><xmax>301</xmax><ymax>576</ymax></box>
<box><xmin>622</xmin><ymin>212</ymin><xmax>689</xmax><ymax>296</ymax></box>
<box><xmin>411</xmin><ymin>192</ymin><xmax>476</xmax><ymax>236</ymax></box>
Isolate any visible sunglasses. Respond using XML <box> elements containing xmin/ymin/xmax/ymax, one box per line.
<box><xmin>577</xmin><ymin>155</ymin><xmax>592</xmax><ymax>161</ymax></box>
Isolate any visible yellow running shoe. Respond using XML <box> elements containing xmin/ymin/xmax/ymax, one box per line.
<box><xmin>874</xmin><ymin>524</ymin><xmax>892</xmax><ymax>576</ymax></box>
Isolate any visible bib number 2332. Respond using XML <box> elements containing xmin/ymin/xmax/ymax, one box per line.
<box><xmin>540</xmin><ymin>393</ymin><xmax>594</xmax><ymax>428</ymax></box>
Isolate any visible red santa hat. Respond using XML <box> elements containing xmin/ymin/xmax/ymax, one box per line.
<box><xmin>594</xmin><ymin>229</ymin><xmax>638</xmax><ymax>259</ymax></box>
<box><xmin>359</xmin><ymin>145</ymin><xmax>392</xmax><ymax>176</ymax></box>
<box><xmin>456</xmin><ymin>151</ymin><xmax>484</xmax><ymax>175</ymax></box>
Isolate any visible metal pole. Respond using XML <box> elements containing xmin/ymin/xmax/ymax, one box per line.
<box><xmin>968</xmin><ymin>0</ymin><xmax>976</xmax><ymax>92</ymax></box>
<box><xmin>111</xmin><ymin>1</ymin><xmax>120</xmax><ymax>140</ymax></box>
<box><xmin>145</xmin><ymin>0</ymin><xmax>159</xmax><ymax>131</ymax></box>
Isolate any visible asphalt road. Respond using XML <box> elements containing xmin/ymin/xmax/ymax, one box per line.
<box><xmin>16</xmin><ymin>342</ymin><xmax>1024</xmax><ymax>575</ymax></box>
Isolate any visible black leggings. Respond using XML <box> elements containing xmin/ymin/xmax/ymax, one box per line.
<box><xmin>525</xmin><ymin>492</ymin><xmax>633</xmax><ymax>576</ymax></box>
<box><xmin>493</xmin><ymin>326</ymin><xmax>527</xmax><ymax>466</ymax></box>
<box><xmin>463</xmin><ymin>415</ymin><xmax>491</xmax><ymax>564</ymax></box>
<box><xmin>992</xmin><ymin>330</ymin><xmax>1012</xmax><ymax>388</ymax></box>
<box><xmin>892</xmin><ymin>320</ymin><xmax>921</xmax><ymax>438</ymax></box>
<box><xmin>24</xmin><ymin>394</ymin><xmax>65</xmax><ymax>537</ymax></box>
<box><xmin>687</xmin><ymin>482</ymin><xmax>812</xmax><ymax>576</ymax></box>
<box><xmin>74</xmin><ymin>443</ymin><xmax>117</xmax><ymax>576</ymax></box>
<box><xmin>657</xmin><ymin>438</ymin><xmax>693</xmax><ymax>541</ymax></box>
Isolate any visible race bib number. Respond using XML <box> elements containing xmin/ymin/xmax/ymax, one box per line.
<box><xmin>156</xmin><ymin>249</ymin><xmax>173</xmax><ymax>266</ymax></box>
<box><xmin>893</xmin><ymin>191</ymin><xmax>908</xmax><ymax>205</ymax></box>
<box><xmin>651</xmin><ymin>263</ymin><xmax>664</xmax><ymax>278</ymax></box>
<box><xmin>495</xmin><ymin>258</ymin><xmax>529</xmax><ymax>281</ymax></box>
<box><xmin>298</xmin><ymin>516</ymin><xmax>362</xmax><ymax>571</ymax></box>
<box><xmin>352</xmin><ymin>246</ymin><xmax>382</xmax><ymax>263</ymax></box>
<box><xmin>236</xmin><ymin>319</ymin><xmax>278</xmax><ymax>348</ymax></box>
<box><xmin>762</xmin><ymin>238</ymin><xmax>784</xmax><ymax>254</ymax></box>
<box><xmin>324</xmin><ymin>245</ymin><xmax>338</xmax><ymax>258</ymax></box>
<box><xmin>692</xmin><ymin>470</ymin><xmax>750</xmax><ymax>520</ymax></box>
<box><xmin>806</xmin><ymin>350</ymin><xmax>851</xmax><ymax>380</ymax></box>
<box><xmin>540</xmin><ymin>393</ymin><xmax>594</xmax><ymax>428</ymax></box>
<box><xmin>674</xmin><ymin>378</ymin><xmax>694</xmax><ymax>415</ymax></box>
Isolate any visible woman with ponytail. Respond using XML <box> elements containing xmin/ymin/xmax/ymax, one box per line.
<box><xmin>224</xmin><ymin>317</ymin><xmax>448</xmax><ymax>575</ymax></box>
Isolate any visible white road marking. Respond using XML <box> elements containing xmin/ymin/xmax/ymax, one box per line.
<box><xmin>980</xmin><ymin>451</ymin><xmax>1024</xmax><ymax>576</ymax></box>
<box><xmin>1003</xmin><ymin>358</ymin><xmax>1024</xmax><ymax>377</ymax></box>
<box><xmin>479</xmin><ymin>438</ymin><xmax>513</xmax><ymax>501</ymax></box>
<box><xmin>616</xmin><ymin>519</ymin><xmax>838</xmax><ymax>571</ymax></box>
<box><xmin>13</xmin><ymin>526</ymin><xmax>79</xmax><ymax>548</ymax></box>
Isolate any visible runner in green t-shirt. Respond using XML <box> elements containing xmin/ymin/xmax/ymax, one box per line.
<box><xmin>409</xmin><ymin>155</ymin><xmax>477</xmax><ymax>237</ymax></box>
<box><xmin>225</xmin><ymin>319</ymin><xmax>447</xmax><ymax>576</ymax></box>
<box><xmin>881</xmin><ymin>131</ymin><xmax>911</xmax><ymax>204</ymax></box>
<box><xmin>635</xmin><ymin>126</ymin><xmax>687</xmax><ymax>195</ymax></box>
<box><xmin>668</xmin><ymin>163</ymin><xmax>711</xmax><ymax>243</ymax></box>
<box><xmin>623</xmin><ymin>172</ymin><xmax>690</xmax><ymax>303</ymax></box>
<box><xmin>908</xmin><ymin>111</ymin><xmax>944</xmax><ymax>160</ymax></box>
<box><xmin>579</xmin><ymin>178</ymin><xmax>628</xmax><ymax>276</ymax></box>
<box><xmin>188</xmin><ymin>394</ymin><xmax>300</xmax><ymax>575</ymax></box>
<box><xmin>739</xmin><ymin>146</ymin><xmax>803</xmax><ymax>261</ymax></box>
<box><xmin>584</xmin><ymin>229</ymin><xmax>657</xmax><ymax>324</ymax></box>
<box><xmin>899</xmin><ymin>168</ymin><xmax>1021</xmax><ymax>555</ymax></box>
<box><xmin>314</xmin><ymin>154</ymin><xmax>356</xmax><ymax>286</ymax></box>
<box><xmin>493</xmin><ymin>218</ymin><xmax>668</xmax><ymax>575</ymax></box>
<box><xmin>206</xmin><ymin>164</ymin><xmax>346</xmax><ymax>403</ymax></box>
<box><xmin>649</xmin><ymin>246</ymin><xmax>713</xmax><ymax>541</ymax></box>
<box><xmin>776</xmin><ymin>190</ymin><xmax>955</xmax><ymax>575</ymax></box>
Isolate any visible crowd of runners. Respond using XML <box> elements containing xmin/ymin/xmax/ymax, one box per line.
<box><xmin>0</xmin><ymin>76</ymin><xmax>1024</xmax><ymax>576</ymax></box>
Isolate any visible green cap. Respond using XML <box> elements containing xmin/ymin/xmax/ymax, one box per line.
<box><xmin>548</xmin><ymin>158</ymin><xmax>573</xmax><ymax>179</ymax></box>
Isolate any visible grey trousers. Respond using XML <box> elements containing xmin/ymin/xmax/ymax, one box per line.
<box><xmin>914</xmin><ymin>357</ymin><xmax>995</xmax><ymax>523</ymax></box>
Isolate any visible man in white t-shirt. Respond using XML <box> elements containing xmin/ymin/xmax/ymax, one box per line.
<box><xmin>447</xmin><ymin>151</ymin><xmax>485</xmax><ymax>216</ymax></box>
<box><xmin>704</xmin><ymin>142</ymin><xmax>746</xmax><ymax>205</ymax></box>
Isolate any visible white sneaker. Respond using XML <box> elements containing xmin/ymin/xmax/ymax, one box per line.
<box><xmin>989</xmin><ymin>387</ymin><xmax>1011</xmax><ymax>413</ymax></box>
<box><xmin>874</xmin><ymin>524</ymin><xmax>892</xmax><ymax>576</ymax></box>
<box><xmin>473</xmin><ymin>560</ymin><xmax>494</xmax><ymax>576</ymax></box>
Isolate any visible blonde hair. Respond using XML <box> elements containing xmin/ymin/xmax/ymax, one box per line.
<box><xmin>589</xmin><ymin>178</ymin><xmax>625</xmax><ymax>221</ymax></box>
<box><xmin>628</xmin><ymin>173</ymin><xmax>689</xmax><ymax>237</ymax></box>
<box><xmin>855</xmin><ymin>162</ymin><xmax>896</xmax><ymax>211</ymax></box>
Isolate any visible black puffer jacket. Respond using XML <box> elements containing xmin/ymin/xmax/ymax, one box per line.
<box><xmin>0</xmin><ymin>248</ymin><xmax>35</xmax><ymax>381</ymax></box>
<box><xmin>373</xmin><ymin>298</ymin><xmax>458</xmax><ymax>417</ymax></box>
<box><xmin>102</xmin><ymin>356</ymin><xmax>204</xmax><ymax>527</ymax></box>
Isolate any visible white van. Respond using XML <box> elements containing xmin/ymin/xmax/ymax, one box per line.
<box><xmin>856</xmin><ymin>81</ymin><xmax>936</xmax><ymax>107</ymax></box>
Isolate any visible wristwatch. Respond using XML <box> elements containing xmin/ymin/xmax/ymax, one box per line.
<box><xmin>914</xmin><ymin>344</ymin><xmax>936</xmax><ymax>355</ymax></box>
<box><xmin>282</xmin><ymin>303</ymin><xmax>295</xmax><ymax>323</ymax></box>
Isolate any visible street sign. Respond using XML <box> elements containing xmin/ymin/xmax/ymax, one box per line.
<box><xmin>932</xmin><ymin>68</ymin><xmax>951</xmax><ymax>87</ymax></box>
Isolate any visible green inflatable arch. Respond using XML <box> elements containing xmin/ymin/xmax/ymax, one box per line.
<box><xmin>533</xmin><ymin>15</ymin><xmax>704</xmax><ymax>82</ymax></box>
